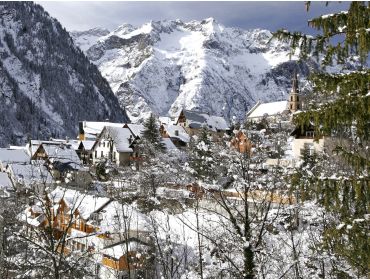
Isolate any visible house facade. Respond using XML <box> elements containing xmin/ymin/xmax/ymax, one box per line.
<box><xmin>91</xmin><ymin>126</ymin><xmax>136</xmax><ymax>166</ymax></box>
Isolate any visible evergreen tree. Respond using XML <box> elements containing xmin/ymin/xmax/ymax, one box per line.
<box><xmin>189</xmin><ymin>126</ymin><xmax>216</xmax><ymax>181</ymax></box>
<box><xmin>274</xmin><ymin>2</ymin><xmax>369</xmax><ymax>277</ymax></box>
<box><xmin>141</xmin><ymin>114</ymin><xmax>166</xmax><ymax>154</ymax></box>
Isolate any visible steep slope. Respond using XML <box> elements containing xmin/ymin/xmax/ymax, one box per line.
<box><xmin>0</xmin><ymin>2</ymin><xmax>129</xmax><ymax>146</ymax></box>
<box><xmin>72</xmin><ymin>18</ymin><xmax>317</xmax><ymax>123</ymax></box>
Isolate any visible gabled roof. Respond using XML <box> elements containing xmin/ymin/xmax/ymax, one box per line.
<box><xmin>162</xmin><ymin>124</ymin><xmax>190</xmax><ymax>143</ymax></box>
<box><xmin>9</xmin><ymin>162</ymin><xmax>53</xmax><ymax>185</ymax></box>
<box><xmin>40</xmin><ymin>143</ymin><xmax>82</xmax><ymax>171</ymax></box>
<box><xmin>124</xmin><ymin>123</ymin><xmax>145</xmax><ymax>138</ymax></box>
<box><xmin>81</xmin><ymin>121</ymin><xmax>125</xmax><ymax>139</ymax></box>
<box><xmin>95</xmin><ymin>126</ymin><xmax>134</xmax><ymax>153</ymax></box>
<box><xmin>0</xmin><ymin>148</ymin><xmax>30</xmax><ymax>165</ymax></box>
<box><xmin>78</xmin><ymin>140</ymin><xmax>96</xmax><ymax>151</ymax></box>
<box><xmin>50</xmin><ymin>187</ymin><xmax>112</xmax><ymax>220</ymax></box>
<box><xmin>177</xmin><ymin>109</ymin><xmax>230</xmax><ymax>131</ymax></box>
<box><xmin>246</xmin><ymin>101</ymin><xmax>288</xmax><ymax>119</ymax></box>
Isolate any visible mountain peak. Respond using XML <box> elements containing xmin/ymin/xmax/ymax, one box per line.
<box><xmin>73</xmin><ymin>19</ymin><xmax>311</xmax><ymax>123</ymax></box>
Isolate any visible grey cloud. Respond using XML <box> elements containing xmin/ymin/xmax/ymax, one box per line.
<box><xmin>36</xmin><ymin>1</ymin><xmax>350</xmax><ymax>33</ymax></box>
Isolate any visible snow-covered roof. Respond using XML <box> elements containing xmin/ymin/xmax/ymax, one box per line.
<box><xmin>246</xmin><ymin>100</ymin><xmax>288</xmax><ymax>119</ymax></box>
<box><xmin>161</xmin><ymin>138</ymin><xmax>178</xmax><ymax>151</ymax></box>
<box><xmin>101</xmin><ymin>241</ymin><xmax>147</xmax><ymax>259</ymax></box>
<box><xmin>124</xmin><ymin>123</ymin><xmax>145</xmax><ymax>138</ymax></box>
<box><xmin>50</xmin><ymin>187</ymin><xmax>111</xmax><ymax>220</ymax></box>
<box><xmin>178</xmin><ymin>109</ymin><xmax>230</xmax><ymax>131</ymax></box>
<box><xmin>80</xmin><ymin>140</ymin><xmax>96</xmax><ymax>151</ymax></box>
<box><xmin>41</xmin><ymin>143</ymin><xmax>82</xmax><ymax>171</ymax></box>
<box><xmin>162</xmin><ymin>124</ymin><xmax>190</xmax><ymax>143</ymax></box>
<box><xmin>159</xmin><ymin>116</ymin><xmax>174</xmax><ymax>125</ymax></box>
<box><xmin>104</xmin><ymin>126</ymin><xmax>134</xmax><ymax>153</ymax></box>
<box><xmin>9</xmin><ymin>162</ymin><xmax>53</xmax><ymax>185</ymax></box>
<box><xmin>0</xmin><ymin>148</ymin><xmax>30</xmax><ymax>165</ymax></box>
<box><xmin>81</xmin><ymin>121</ymin><xmax>125</xmax><ymax>139</ymax></box>
<box><xmin>97</xmin><ymin>200</ymin><xmax>150</xmax><ymax>233</ymax></box>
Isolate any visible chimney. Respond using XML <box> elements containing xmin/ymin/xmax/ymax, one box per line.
<box><xmin>79</xmin><ymin>121</ymin><xmax>85</xmax><ymax>140</ymax></box>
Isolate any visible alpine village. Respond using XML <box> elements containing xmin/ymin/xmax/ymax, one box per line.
<box><xmin>0</xmin><ymin>1</ymin><xmax>368</xmax><ymax>279</ymax></box>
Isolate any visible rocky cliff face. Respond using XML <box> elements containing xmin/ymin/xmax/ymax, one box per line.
<box><xmin>72</xmin><ymin>18</ymin><xmax>317</xmax><ymax>123</ymax></box>
<box><xmin>0</xmin><ymin>2</ymin><xmax>129</xmax><ymax>146</ymax></box>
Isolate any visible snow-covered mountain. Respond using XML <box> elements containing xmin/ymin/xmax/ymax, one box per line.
<box><xmin>0</xmin><ymin>2</ymin><xmax>129</xmax><ymax>146</ymax></box>
<box><xmin>72</xmin><ymin>18</ymin><xmax>317</xmax><ymax>123</ymax></box>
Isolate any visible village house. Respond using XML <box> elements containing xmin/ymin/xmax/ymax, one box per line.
<box><xmin>290</xmin><ymin>124</ymin><xmax>326</xmax><ymax>158</ymax></box>
<box><xmin>91</xmin><ymin>126</ymin><xmax>136</xmax><ymax>166</ymax></box>
<box><xmin>31</xmin><ymin>141</ymin><xmax>91</xmax><ymax>187</ymax></box>
<box><xmin>230</xmin><ymin>130</ymin><xmax>253</xmax><ymax>155</ymax></box>
<box><xmin>175</xmin><ymin>109</ymin><xmax>230</xmax><ymax>138</ymax></box>
<box><xmin>20</xmin><ymin>187</ymin><xmax>153</xmax><ymax>278</ymax></box>
<box><xmin>159</xmin><ymin>124</ymin><xmax>190</xmax><ymax>147</ymax></box>
<box><xmin>78</xmin><ymin>121</ymin><xmax>126</xmax><ymax>141</ymax></box>
<box><xmin>246</xmin><ymin>72</ymin><xmax>302</xmax><ymax>123</ymax></box>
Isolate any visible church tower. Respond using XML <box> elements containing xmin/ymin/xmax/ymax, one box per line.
<box><xmin>288</xmin><ymin>71</ymin><xmax>301</xmax><ymax>112</ymax></box>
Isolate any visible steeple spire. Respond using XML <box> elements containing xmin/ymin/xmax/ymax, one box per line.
<box><xmin>291</xmin><ymin>69</ymin><xmax>299</xmax><ymax>93</ymax></box>
<box><xmin>288</xmin><ymin>70</ymin><xmax>301</xmax><ymax>112</ymax></box>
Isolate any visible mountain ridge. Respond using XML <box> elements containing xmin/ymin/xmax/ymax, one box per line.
<box><xmin>0</xmin><ymin>2</ymin><xmax>129</xmax><ymax>146</ymax></box>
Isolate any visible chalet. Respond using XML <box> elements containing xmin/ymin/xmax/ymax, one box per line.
<box><xmin>78</xmin><ymin>121</ymin><xmax>125</xmax><ymax>140</ymax></box>
<box><xmin>0</xmin><ymin>172</ymin><xmax>13</xmax><ymax>198</ymax></box>
<box><xmin>246</xmin><ymin>72</ymin><xmax>302</xmax><ymax>123</ymax></box>
<box><xmin>230</xmin><ymin>130</ymin><xmax>253</xmax><ymax>155</ymax></box>
<box><xmin>0</xmin><ymin>148</ymin><xmax>30</xmax><ymax>171</ymax></box>
<box><xmin>290</xmin><ymin>124</ymin><xmax>326</xmax><ymax>158</ymax></box>
<box><xmin>32</xmin><ymin>142</ymin><xmax>81</xmax><ymax>172</ymax></box>
<box><xmin>175</xmin><ymin>109</ymin><xmax>230</xmax><ymax>137</ymax></box>
<box><xmin>20</xmin><ymin>187</ymin><xmax>153</xmax><ymax>278</ymax></box>
<box><xmin>91</xmin><ymin>126</ymin><xmax>137</xmax><ymax>166</ymax></box>
<box><xmin>159</xmin><ymin>124</ymin><xmax>190</xmax><ymax>147</ymax></box>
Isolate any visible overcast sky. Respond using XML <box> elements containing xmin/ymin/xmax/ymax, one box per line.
<box><xmin>36</xmin><ymin>1</ymin><xmax>349</xmax><ymax>33</ymax></box>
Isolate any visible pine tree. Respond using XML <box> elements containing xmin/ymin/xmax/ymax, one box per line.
<box><xmin>274</xmin><ymin>2</ymin><xmax>369</xmax><ymax>277</ymax></box>
<box><xmin>189</xmin><ymin>126</ymin><xmax>216</xmax><ymax>180</ymax></box>
<box><xmin>141</xmin><ymin>114</ymin><xmax>166</xmax><ymax>154</ymax></box>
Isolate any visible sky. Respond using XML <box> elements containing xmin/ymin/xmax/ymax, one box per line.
<box><xmin>37</xmin><ymin>1</ymin><xmax>350</xmax><ymax>33</ymax></box>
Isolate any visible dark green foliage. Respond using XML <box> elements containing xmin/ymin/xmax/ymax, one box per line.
<box><xmin>274</xmin><ymin>2</ymin><xmax>369</xmax><ymax>277</ymax></box>
<box><xmin>141</xmin><ymin>114</ymin><xmax>166</xmax><ymax>154</ymax></box>
<box><xmin>189</xmin><ymin>127</ymin><xmax>216</xmax><ymax>180</ymax></box>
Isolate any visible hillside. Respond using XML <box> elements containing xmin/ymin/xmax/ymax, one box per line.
<box><xmin>0</xmin><ymin>2</ymin><xmax>129</xmax><ymax>146</ymax></box>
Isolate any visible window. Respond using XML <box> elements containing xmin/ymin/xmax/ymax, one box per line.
<box><xmin>175</xmin><ymin>130</ymin><xmax>179</xmax><ymax>136</ymax></box>
<box><xmin>94</xmin><ymin>151</ymin><xmax>97</xmax><ymax>158</ymax></box>
<box><xmin>113</xmin><ymin>152</ymin><xmax>116</xmax><ymax>159</ymax></box>
<box><xmin>101</xmin><ymin>151</ymin><xmax>104</xmax><ymax>157</ymax></box>
<box><xmin>297</xmin><ymin>104</ymin><xmax>300</xmax><ymax>110</ymax></box>
<box><xmin>103</xmin><ymin>142</ymin><xmax>105</xmax><ymax>148</ymax></box>
<box><xmin>290</xmin><ymin>104</ymin><xmax>293</xmax><ymax>109</ymax></box>
<box><xmin>291</xmin><ymin>96</ymin><xmax>293</xmax><ymax>101</ymax></box>
<box><xmin>297</xmin><ymin>96</ymin><xmax>299</xmax><ymax>101</ymax></box>
<box><xmin>99</xmin><ymin>142</ymin><xmax>101</xmax><ymax>147</ymax></box>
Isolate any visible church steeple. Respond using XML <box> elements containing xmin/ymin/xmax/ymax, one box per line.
<box><xmin>288</xmin><ymin>70</ymin><xmax>301</xmax><ymax>112</ymax></box>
